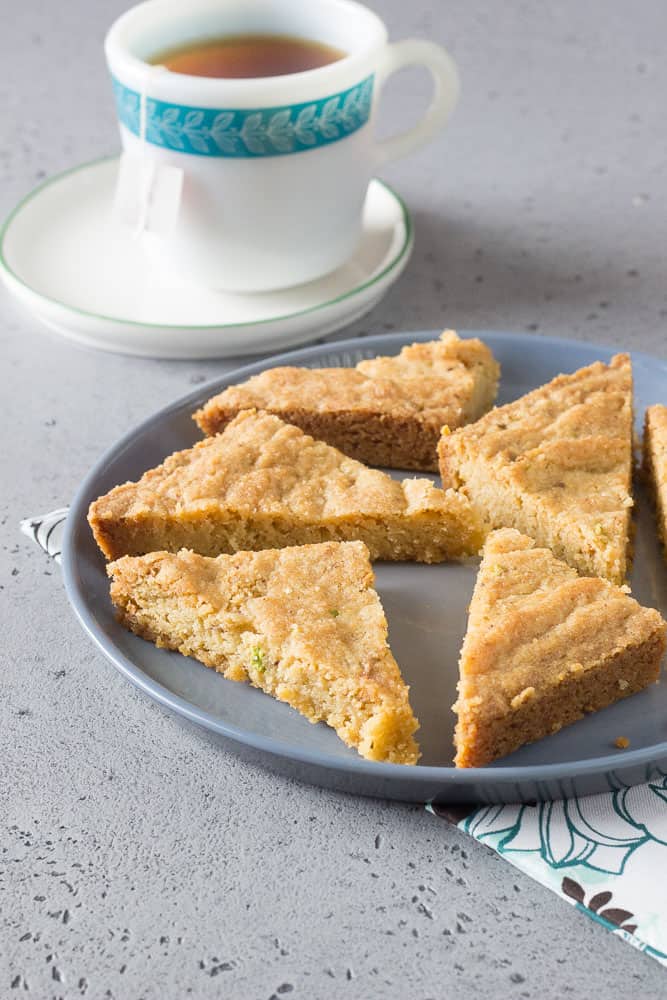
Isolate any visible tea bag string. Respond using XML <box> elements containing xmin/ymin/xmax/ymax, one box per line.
<box><xmin>133</xmin><ymin>63</ymin><xmax>167</xmax><ymax>238</ymax></box>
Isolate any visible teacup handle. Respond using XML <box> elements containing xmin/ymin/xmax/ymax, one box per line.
<box><xmin>374</xmin><ymin>40</ymin><xmax>460</xmax><ymax>166</ymax></box>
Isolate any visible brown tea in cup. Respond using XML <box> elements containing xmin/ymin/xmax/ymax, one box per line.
<box><xmin>151</xmin><ymin>34</ymin><xmax>345</xmax><ymax>78</ymax></box>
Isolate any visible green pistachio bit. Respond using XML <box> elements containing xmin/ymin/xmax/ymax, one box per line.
<box><xmin>330</xmin><ymin>609</ymin><xmax>340</xmax><ymax>617</ymax></box>
<box><xmin>251</xmin><ymin>646</ymin><xmax>265</xmax><ymax>673</ymax></box>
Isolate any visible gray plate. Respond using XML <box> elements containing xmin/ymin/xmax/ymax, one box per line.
<box><xmin>62</xmin><ymin>331</ymin><xmax>667</xmax><ymax>803</ymax></box>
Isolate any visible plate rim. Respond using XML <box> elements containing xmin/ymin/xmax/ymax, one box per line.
<box><xmin>61</xmin><ymin>329</ymin><xmax>667</xmax><ymax>788</ymax></box>
<box><xmin>0</xmin><ymin>155</ymin><xmax>412</xmax><ymax>333</ymax></box>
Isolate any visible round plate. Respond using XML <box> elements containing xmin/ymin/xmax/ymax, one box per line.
<box><xmin>0</xmin><ymin>157</ymin><xmax>412</xmax><ymax>360</ymax></box>
<box><xmin>61</xmin><ymin>331</ymin><xmax>667</xmax><ymax>803</ymax></box>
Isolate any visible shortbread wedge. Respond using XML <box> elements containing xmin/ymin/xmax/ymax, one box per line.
<box><xmin>438</xmin><ymin>354</ymin><xmax>634</xmax><ymax>583</ymax></box>
<box><xmin>89</xmin><ymin>409</ymin><xmax>483</xmax><ymax>563</ymax></box>
<box><xmin>194</xmin><ymin>331</ymin><xmax>499</xmax><ymax>471</ymax></box>
<box><xmin>643</xmin><ymin>404</ymin><xmax>667</xmax><ymax>558</ymax></box>
<box><xmin>108</xmin><ymin>541</ymin><xmax>420</xmax><ymax>764</ymax></box>
<box><xmin>454</xmin><ymin>529</ymin><xmax>666</xmax><ymax>768</ymax></box>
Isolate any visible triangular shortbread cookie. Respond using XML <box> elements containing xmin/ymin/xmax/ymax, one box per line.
<box><xmin>454</xmin><ymin>529</ymin><xmax>665</xmax><ymax>767</ymax></box>
<box><xmin>643</xmin><ymin>404</ymin><xmax>667</xmax><ymax>559</ymax></box>
<box><xmin>194</xmin><ymin>331</ymin><xmax>499</xmax><ymax>471</ymax></box>
<box><xmin>108</xmin><ymin>541</ymin><xmax>420</xmax><ymax>764</ymax></box>
<box><xmin>438</xmin><ymin>354</ymin><xmax>634</xmax><ymax>582</ymax></box>
<box><xmin>89</xmin><ymin>409</ymin><xmax>483</xmax><ymax>563</ymax></box>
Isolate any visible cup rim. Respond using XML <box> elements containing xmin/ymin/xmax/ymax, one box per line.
<box><xmin>105</xmin><ymin>0</ymin><xmax>387</xmax><ymax>98</ymax></box>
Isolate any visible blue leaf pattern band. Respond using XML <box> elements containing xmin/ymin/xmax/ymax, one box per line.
<box><xmin>111</xmin><ymin>75</ymin><xmax>374</xmax><ymax>157</ymax></box>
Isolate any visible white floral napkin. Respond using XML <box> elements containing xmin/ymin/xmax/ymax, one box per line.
<box><xmin>22</xmin><ymin>508</ymin><xmax>667</xmax><ymax>968</ymax></box>
<box><xmin>428</xmin><ymin>784</ymin><xmax>667</xmax><ymax>966</ymax></box>
<box><xmin>20</xmin><ymin>508</ymin><xmax>68</xmax><ymax>562</ymax></box>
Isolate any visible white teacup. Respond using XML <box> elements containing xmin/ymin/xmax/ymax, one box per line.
<box><xmin>105</xmin><ymin>0</ymin><xmax>459</xmax><ymax>292</ymax></box>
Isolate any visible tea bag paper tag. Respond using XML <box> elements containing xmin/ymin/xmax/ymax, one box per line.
<box><xmin>111</xmin><ymin>62</ymin><xmax>182</xmax><ymax>238</ymax></box>
<box><xmin>113</xmin><ymin>153</ymin><xmax>183</xmax><ymax>238</ymax></box>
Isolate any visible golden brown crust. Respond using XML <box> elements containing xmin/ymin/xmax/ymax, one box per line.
<box><xmin>455</xmin><ymin>635</ymin><xmax>663</xmax><ymax>768</ymax></box>
<box><xmin>643</xmin><ymin>404</ymin><xmax>667</xmax><ymax>559</ymax></box>
<box><xmin>194</xmin><ymin>331</ymin><xmax>500</xmax><ymax>472</ymax></box>
<box><xmin>438</xmin><ymin>354</ymin><xmax>634</xmax><ymax>583</ymax></box>
<box><xmin>89</xmin><ymin>409</ymin><xmax>483</xmax><ymax>563</ymax></box>
<box><xmin>108</xmin><ymin>541</ymin><xmax>420</xmax><ymax>764</ymax></box>
<box><xmin>454</xmin><ymin>528</ymin><xmax>666</xmax><ymax>768</ymax></box>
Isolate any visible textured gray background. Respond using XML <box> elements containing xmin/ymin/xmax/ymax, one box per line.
<box><xmin>2</xmin><ymin>1</ymin><xmax>667</xmax><ymax>997</ymax></box>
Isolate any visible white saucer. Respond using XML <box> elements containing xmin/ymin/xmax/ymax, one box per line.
<box><xmin>0</xmin><ymin>156</ymin><xmax>413</xmax><ymax>360</ymax></box>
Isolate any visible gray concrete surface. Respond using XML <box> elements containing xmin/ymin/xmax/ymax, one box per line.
<box><xmin>2</xmin><ymin>1</ymin><xmax>667</xmax><ymax>997</ymax></box>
